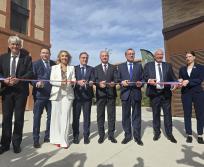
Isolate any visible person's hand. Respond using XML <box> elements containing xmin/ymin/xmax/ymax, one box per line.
<box><xmin>36</xmin><ymin>81</ymin><xmax>44</xmax><ymax>88</ymax></box>
<box><xmin>177</xmin><ymin>79</ymin><xmax>183</xmax><ymax>88</ymax></box>
<box><xmin>171</xmin><ymin>85</ymin><xmax>178</xmax><ymax>91</ymax></box>
<box><xmin>99</xmin><ymin>81</ymin><xmax>106</xmax><ymax>88</ymax></box>
<box><xmin>121</xmin><ymin>80</ymin><xmax>129</xmax><ymax>87</ymax></box>
<box><xmin>3</xmin><ymin>77</ymin><xmax>11</xmax><ymax>85</ymax></box>
<box><xmin>89</xmin><ymin>81</ymin><xmax>93</xmax><ymax>87</ymax></box>
<box><xmin>61</xmin><ymin>79</ymin><xmax>67</xmax><ymax>86</ymax></box>
<box><xmin>136</xmin><ymin>81</ymin><xmax>142</xmax><ymax>87</ymax></box>
<box><xmin>109</xmin><ymin>81</ymin><xmax>115</xmax><ymax>88</ymax></box>
<box><xmin>77</xmin><ymin>80</ymin><xmax>86</xmax><ymax>87</ymax></box>
<box><xmin>148</xmin><ymin>79</ymin><xmax>157</xmax><ymax>86</ymax></box>
<box><xmin>182</xmin><ymin>80</ymin><xmax>189</xmax><ymax>87</ymax></box>
<box><xmin>9</xmin><ymin>77</ymin><xmax>19</xmax><ymax>86</ymax></box>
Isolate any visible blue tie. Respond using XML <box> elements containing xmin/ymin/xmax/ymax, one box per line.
<box><xmin>81</xmin><ymin>67</ymin><xmax>85</xmax><ymax>79</ymax></box>
<box><xmin>129</xmin><ymin>63</ymin><xmax>133</xmax><ymax>80</ymax></box>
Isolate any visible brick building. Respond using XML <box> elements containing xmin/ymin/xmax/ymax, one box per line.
<box><xmin>0</xmin><ymin>0</ymin><xmax>51</xmax><ymax>110</ymax></box>
<box><xmin>162</xmin><ymin>0</ymin><xmax>204</xmax><ymax>116</ymax></box>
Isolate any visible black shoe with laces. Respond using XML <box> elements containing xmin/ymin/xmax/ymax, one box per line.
<box><xmin>84</xmin><ymin>138</ymin><xmax>90</xmax><ymax>144</ymax></box>
<box><xmin>0</xmin><ymin>146</ymin><xmax>10</xmax><ymax>154</ymax></box>
<box><xmin>108</xmin><ymin>137</ymin><xmax>117</xmax><ymax>143</ymax></box>
<box><xmin>167</xmin><ymin>135</ymin><xmax>177</xmax><ymax>143</ymax></box>
<box><xmin>121</xmin><ymin>138</ymin><xmax>131</xmax><ymax>144</ymax></box>
<box><xmin>33</xmin><ymin>142</ymin><xmax>41</xmax><ymax>148</ymax></box>
<box><xmin>153</xmin><ymin>134</ymin><xmax>161</xmax><ymax>141</ymax></box>
<box><xmin>197</xmin><ymin>137</ymin><xmax>204</xmax><ymax>144</ymax></box>
<box><xmin>186</xmin><ymin>136</ymin><xmax>192</xmax><ymax>143</ymax></box>
<box><xmin>98</xmin><ymin>137</ymin><xmax>104</xmax><ymax>144</ymax></box>
<box><xmin>73</xmin><ymin>137</ymin><xmax>79</xmax><ymax>144</ymax></box>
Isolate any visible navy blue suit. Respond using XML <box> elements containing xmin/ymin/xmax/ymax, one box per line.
<box><xmin>179</xmin><ymin>64</ymin><xmax>204</xmax><ymax>135</ymax></box>
<box><xmin>117</xmin><ymin>62</ymin><xmax>143</xmax><ymax>140</ymax></box>
<box><xmin>95</xmin><ymin>63</ymin><xmax>117</xmax><ymax>138</ymax></box>
<box><xmin>72</xmin><ymin>65</ymin><xmax>94</xmax><ymax>139</ymax></box>
<box><xmin>32</xmin><ymin>59</ymin><xmax>55</xmax><ymax>142</ymax></box>
<box><xmin>144</xmin><ymin>61</ymin><xmax>176</xmax><ymax>136</ymax></box>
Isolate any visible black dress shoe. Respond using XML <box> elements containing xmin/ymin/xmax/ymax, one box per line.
<box><xmin>108</xmin><ymin>137</ymin><xmax>117</xmax><ymax>143</ymax></box>
<box><xmin>197</xmin><ymin>137</ymin><xmax>204</xmax><ymax>144</ymax></box>
<box><xmin>167</xmin><ymin>135</ymin><xmax>177</xmax><ymax>143</ymax></box>
<box><xmin>153</xmin><ymin>134</ymin><xmax>161</xmax><ymax>141</ymax></box>
<box><xmin>13</xmin><ymin>146</ymin><xmax>21</xmax><ymax>154</ymax></box>
<box><xmin>98</xmin><ymin>137</ymin><xmax>104</xmax><ymax>144</ymax></box>
<box><xmin>134</xmin><ymin>138</ymin><xmax>144</xmax><ymax>146</ymax></box>
<box><xmin>186</xmin><ymin>136</ymin><xmax>193</xmax><ymax>143</ymax></box>
<box><xmin>84</xmin><ymin>138</ymin><xmax>90</xmax><ymax>144</ymax></box>
<box><xmin>0</xmin><ymin>146</ymin><xmax>10</xmax><ymax>154</ymax></box>
<box><xmin>73</xmin><ymin>137</ymin><xmax>79</xmax><ymax>144</ymax></box>
<box><xmin>121</xmin><ymin>138</ymin><xmax>131</xmax><ymax>144</ymax></box>
<box><xmin>33</xmin><ymin>142</ymin><xmax>41</xmax><ymax>148</ymax></box>
<box><xmin>44</xmin><ymin>138</ymin><xmax>50</xmax><ymax>143</ymax></box>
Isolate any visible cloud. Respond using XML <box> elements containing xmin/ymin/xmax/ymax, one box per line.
<box><xmin>51</xmin><ymin>0</ymin><xmax>164</xmax><ymax>66</ymax></box>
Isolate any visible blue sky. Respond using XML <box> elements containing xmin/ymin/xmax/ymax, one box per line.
<box><xmin>51</xmin><ymin>0</ymin><xmax>164</xmax><ymax>66</ymax></box>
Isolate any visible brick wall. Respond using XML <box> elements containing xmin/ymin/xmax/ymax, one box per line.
<box><xmin>162</xmin><ymin>0</ymin><xmax>204</xmax><ymax>28</ymax></box>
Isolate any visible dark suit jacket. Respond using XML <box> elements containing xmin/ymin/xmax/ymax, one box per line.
<box><xmin>0</xmin><ymin>52</ymin><xmax>33</xmax><ymax>96</ymax></box>
<box><xmin>94</xmin><ymin>63</ymin><xmax>117</xmax><ymax>99</ymax></box>
<box><xmin>117</xmin><ymin>62</ymin><xmax>143</xmax><ymax>101</ymax></box>
<box><xmin>32</xmin><ymin>59</ymin><xmax>56</xmax><ymax>99</ymax></box>
<box><xmin>179</xmin><ymin>64</ymin><xmax>204</xmax><ymax>94</ymax></box>
<box><xmin>74</xmin><ymin>65</ymin><xmax>94</xmax><ymax>100</ymax></box>
<box><xmin>144</xmin><ymin>61</ymin><xmax>176</xmax><ymax>98</ymax></box>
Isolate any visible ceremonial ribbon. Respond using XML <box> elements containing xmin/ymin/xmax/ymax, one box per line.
<box><xmin>0</xmin><ymin>77</ymin><xmax>181</xmax><ymax>85</ymax></box>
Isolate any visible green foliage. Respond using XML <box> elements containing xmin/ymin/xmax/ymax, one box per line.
<box><xmin>92</xmin><ymin>86</ymin><xmax>150</xmax><ymax>107</ymax></box>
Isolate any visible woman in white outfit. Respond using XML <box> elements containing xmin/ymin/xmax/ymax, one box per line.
<box><xmin>49</xmin><ymin>50</ymin><xmax>76</xmax><ymax>148</ymax></box>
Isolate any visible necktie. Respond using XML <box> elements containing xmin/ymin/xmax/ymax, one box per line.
<box><xmin>45</xmin><ymin>61</ymin><xmax>50</xmax><ymax>69</ymax></box>
<box><xmin>129</xmin><ymin>63</ymin><xmax>133</xmax><ymax>80</ymax></box>
<box><xmin>11</xmin><ymin>56</ymin><xmax>17</xmax><ymax>77</ymax></box>
<box><xmin>104</xmin><ymin>64</ymin><xmax>107</xmax><ymax>74</ymax></box>
<box><xmin>158</xmin><ymin>63</ymin><xmax>163</xmax><ymax>82</ymax></box>
<box><xmin>81</xmin><ymin>67</ymin><xmax>85</xmax><ymax>79</ymax></box>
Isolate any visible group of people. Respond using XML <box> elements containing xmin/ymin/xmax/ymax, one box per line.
<box><xmin>0</xmin><ymin>35</ymin><xmax>204</xmax><ymax>154</ymax></box>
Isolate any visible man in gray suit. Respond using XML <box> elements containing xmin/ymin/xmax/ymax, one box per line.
<box><xmin>144</xmin><ymin>49</ymin><xmax>177</xmax><ymax>143</ymax></box>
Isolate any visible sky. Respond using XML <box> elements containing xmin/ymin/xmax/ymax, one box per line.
<box><xmin>51</xmin><ymin>0</ymin><xmax>164</xmax><ymax>66</ymax></box>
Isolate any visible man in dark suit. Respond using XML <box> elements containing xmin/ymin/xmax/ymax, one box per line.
<box><xmin>144</xmin><ymin>48</ymin><xmax>177</xmax><ymax>143</ymax></box>
<box><xmin>179</xmin><ymin>51</ymin><xmax>204</xmax><ymax>144</ymax></box>
<box><xmin>117</xmin><ymin>48</ymin><xmax>143</xmax><ymax>145</ymax></box>
<box><xmin>72</xmin><ymin>52</ymin><xmax>94</xmax><ymax>144</ymax></box>
<box><xmin>95</xmin><ymin>50</ymin><xmax>117</xmax><ymax>144</ymax></box>
<box><xmin>0</xmin><ymin>36</ymin><xmax>33</xmax><ymax>154</ymax></box>
<box><xmin>32</xmin><ymin>47</ymin><xmax>55</xmax><ymax>148</ymax></box>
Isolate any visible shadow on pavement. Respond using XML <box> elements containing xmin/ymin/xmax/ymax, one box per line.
<box><xmin>176</xmin><ymin>145</ymin><xmax>204</xmax><ymax>167</ymax></box>
<box><xmin>133</xmin><ymin>157</ymin><xmax>145</xmax><ymax>167</ymax></box>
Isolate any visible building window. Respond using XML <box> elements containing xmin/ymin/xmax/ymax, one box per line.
<box><xmin>10</xmin><ymin>0</ymin><xmax>29</xmax><ymax>34</ymax></box>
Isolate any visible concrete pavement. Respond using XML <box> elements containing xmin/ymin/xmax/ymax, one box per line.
<box><xmin>0</xmin><ymin>106</ymin><xmax>203</xmax><ymax>167</ymax></box>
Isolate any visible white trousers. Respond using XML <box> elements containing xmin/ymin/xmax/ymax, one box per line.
<box><xmin>50</xmin><ymin>96</ymin><xmax>73</xmax><ymax>147</ymax></box>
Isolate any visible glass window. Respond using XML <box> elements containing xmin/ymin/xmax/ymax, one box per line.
<box><xmin>10</xmin><ymin>0</ymin><xmax>29</xmax><ymax>34</ymax></box>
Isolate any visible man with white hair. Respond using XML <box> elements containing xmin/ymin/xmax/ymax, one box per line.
<box><xmin>144</xmin><ymin>49</ymin><xmax>177</xmax><ymax>143</ymax></box>
<box><xmin>0</xmin><ymin>35</ymin><xmax>33</xmax><ymax>154</ymax></box>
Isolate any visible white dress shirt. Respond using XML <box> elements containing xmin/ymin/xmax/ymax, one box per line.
<box><xmin>155</xmin><ymin>62</ymin><xmax>164</xmax><ymax>89</ymax></box>
<box><xmin>10</xmin><ymin>52</ymin><xmax>20</xmax><ymax>76</ymax></box>
<box><xmin>102</xmin><ymin>63</ymin><xmax>108</xmax><ymax>73</ymax></box>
